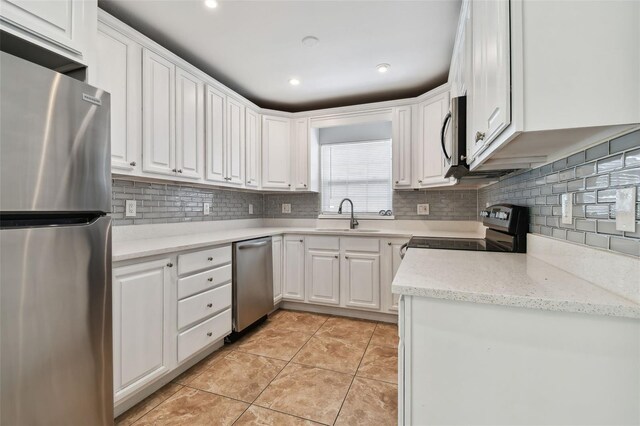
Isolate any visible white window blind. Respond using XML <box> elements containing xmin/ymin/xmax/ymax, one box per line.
<box><xmin>321</xmin><ymin>139</ymin><xmax>393</xmax><ymax>214</ymax></box>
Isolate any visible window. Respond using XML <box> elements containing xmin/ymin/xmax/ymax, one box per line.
<box><xmin>321</xmin><ymin>139</ymin><xmax>393</xmax><ymax>215</ymax></box>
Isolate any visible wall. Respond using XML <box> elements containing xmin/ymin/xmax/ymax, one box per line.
<box><xmin>262</xmin><ymin>190</ymin><xmax>478</xmax><ymax>220</ymax></box>
<box><xmin>479</xmin><ymin>130</ymin><xmax>640</xmax><ymax>257</ymax></box>
<box><xmin>111</xmin><ymin>179</ymin><xmax>263</xmax><ymax>226</ymax></box>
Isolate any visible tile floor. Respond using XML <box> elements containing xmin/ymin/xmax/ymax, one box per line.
<box><xmin>116</xmin><ymin>309</ymin><xmax>398</xmax><ymax>426</ymax></box>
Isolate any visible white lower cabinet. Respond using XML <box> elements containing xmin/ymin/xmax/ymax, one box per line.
<box><xmin>342</xmin><ymin>252</ymin><xmax>381</xmax><ymax>310</ymax></box>
<box><xmin>306</xmin><ymin>248</ymin><xmax>341</xmax><ymax>305</ymax></box>
<box><xmin>283</xmin><ymin>235</ymin><xmax>305</xmax><ymax>300</ymax></box>
<box><xmin>381</xmin><ymin>238</ymin><xmax>410</xmax><ymax>312</ymax></box>
<box><xmin>272</xmin><ymin>235</ymin><xmax>283</xmax><ymax>303</ymax></box>
<box><xmin>112</xmin><ymin>258</ymin><xmax>175</xmax><ymax>403</ymax></box>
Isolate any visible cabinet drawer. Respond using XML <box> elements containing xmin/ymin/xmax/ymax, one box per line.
<box><xmin>341</xmin><ymin>237</ymin><xmax>380</xmax><ymax>253</ymax></box>
<box><xmin>178</xmin><ymin>283</ymin><xmax>231</xmax><ymax>330</ymax></box>
<box><xmin>178</xmin><ymin>246</ymin><xmax>231</xmax><ymax>276</ymax></box>
<box><xmin>178</xmin><ymin>264</ymin><xmax>231</xmax><ymax>299</ymax></box>
<box><xmin>306</xmin><ymin>236</ymin><xmax>340</xmax><ymax>250</ymax></box>
<box><xmin>178</xmin><ymin>308</ymin><xmax>231</xmax><ymax>363</ymax></box>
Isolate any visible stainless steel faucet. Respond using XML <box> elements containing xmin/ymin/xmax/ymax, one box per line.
<box><xmin>338</xmin><ymin>198</ymin><xmax>359</xmax><ymax>229</ymax></box>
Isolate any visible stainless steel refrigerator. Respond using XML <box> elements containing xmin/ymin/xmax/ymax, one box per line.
<box><xmin>0</xmin><ymin>52</ymin><xmax>113</xmax><ymax>425</ymax></box>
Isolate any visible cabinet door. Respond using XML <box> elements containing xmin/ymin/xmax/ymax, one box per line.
<box><xmin>142</xmin><ymin>49</ymin><xmax>176</xmax><ymax>176</ymax></box>
<box><xmin>292</xmin><ymin>118</ymin><xmax>309</xmax><ymax>190</ymax></box>
<box><xmin>470</xmin><ymin>0</ymin><xmax>510</xmax><ymax>158</ymax></box>
<box><xmin>245</xmin><ymin>108</ymin><xmax>261</xmax><ymax>188</ymax></box>
<box><xmin>392</xmin><ymin>106</ymin><xmax>413</xmax><ymax>188</ymax></box>
<box><xmin>262</xmin><ymin>115</ymin><xmax>291</xmax><ymax>190</ymax></box>
<box><xmin>272</xmin><ymin>236</ymin><xmax>283</xmax><ymax>303</ymax></box>
<box><xmin>381</xmin><ymin>238</ymin><xmax>409</xmax><ymax>312</ymax></box>
<box><xmin>225</xmin><ymin>96</ymin><xmax>245</xmax><ymax>186</ymax></box>
<box><xmin>305</xmin><ymin>249</ymin><xmax>340</xmax><ymax>305</ymax></box>
<box><xmin>96</xmin><ymin>24</ymin><xmax>141</xmax><ymax>173</ymax></box>
<box><xmin>283</xmin><ymin>235</ymin><xmax>304</xmax><ymax>301</ymax></box>
<box><xmin>342</xmin><ymin>252</ymin><xmax>381</xmax><ymax>310</ymax></box>
<box><xmin>205</xmin><ymin>85</ymin><xmax>226</xmax><ymax>183</ymax></box>
<box><xmin>416</xmin><ymin>91</ymin><xmax>451</xmax><ymax>187</ymax></box>
<box><xmin>175</xmin><ymin>67</ymin><xmax>204</xmax><ymax>180</ymax></box>
<box><xmin>113</xmin><ymin>258</ymin><xmax>174</xmax><ymax>402</ymax></box>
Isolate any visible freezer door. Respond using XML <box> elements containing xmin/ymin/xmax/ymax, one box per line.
<box><xmin>0</xmin><ymin>52</ymin><xmax>111</xmax><ymax>213</ymax></box>
<box><xmin>0</xmin><ymin>216</ymin><xmax>113</xmax><ymax>425</ymax></box>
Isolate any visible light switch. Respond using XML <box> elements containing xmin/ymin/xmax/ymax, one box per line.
<box><xmin>561</xmin><ymin>193</ymin><xmax>572</xmax><ymax>224</ymax></box>
<box><xmin>203</xmin><ymin>203</ymin><xmax>210</xmax><ymax>215</ymax></box>
<box><xmin>615</xmin><ymin>187</ymin><xmax>636</xmax><ymax>232</ymax></box>
<box><xmin>417</xmin><ymin>204</ymin><xmax>430</xmax><ymax>215</ymax></box>
<box><xmin>249</xmin><ymin>204</ymin><xmax>254</xmax><ymax>215</ymax></box>
<box><xmin>282</xmin><ymin>203</ymin><xmax>291</xmax><ymax>214</ymax></box>
<box><xmin>125</xmin><ymin>200</ymin><xmax>136</xmax><ymax>217</ymax></box>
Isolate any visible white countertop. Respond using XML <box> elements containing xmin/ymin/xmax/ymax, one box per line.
<box><xmin>392</xmin><ymin>242</ymin><xmax>640</xmax><ymax>319</ymax></box>
<box><xmin>112</xmin><ymin>220</ymin><xmax>485</xmax><ymax>262</ymax></box>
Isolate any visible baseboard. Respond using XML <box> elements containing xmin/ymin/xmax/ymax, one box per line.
<box><xmin>281</xmin><ymin>301</ymin><xmax>398</xmax><ymax>323</ymax></box>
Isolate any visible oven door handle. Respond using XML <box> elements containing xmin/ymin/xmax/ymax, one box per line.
<box><xmin>400</xmin><ymin>242</ymin><xmax>409</xmax><ymax>259</ymax></box>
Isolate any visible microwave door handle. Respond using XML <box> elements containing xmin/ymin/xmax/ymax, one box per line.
<box><xmin>440</xmin><ymin>112</ymin><xmax>452</xmax><ymax>162</ymax></box>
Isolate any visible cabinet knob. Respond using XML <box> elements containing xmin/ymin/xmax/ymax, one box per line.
<box><xmin>304</xmin><ymin>184</ymin><xmax>307</xmax><ymax>187</ymax></box>
<box><xmin>345</xmin><ymin>256</ymin><xmax>349</xmax><ymax>259</ymax></box>
<box><xmin>288</xmin><ymin>184</ymin><xmax>291</xmax><ymax>187</ymax></box>
<box><xmin>207</xmin><ymin>277</ymin><xmax>213</xmax><ymax>282</ymax></box>
<box><xmin>417</xmin><ymin>179</ymin><xmax>422</xmax><ymax>184</ymax></box>
<box><xmin>208</xmin><ymin>257</ymin><xmax>213</xmax><ymax>261</ymax></box>
<box><xmin>475</xmin><ymin>131</ymin><xmax>485</xmax><ymax>142</ymax></box>
<box><xmin>166</xmin><ymin>262</ymin><xmax>173</xmax><ymax>267</ymax></box>
<box><xmin>177</xmin><ymin>169</ymin><xmax>183</xmax><ymax>173</ymax></box>
<box><xmin>395</xmin><ymin>181</ymin><xmax>399</xmax><ymax>184</ymax></box>
<box><xmin>129</xmin><ymin>161</ymin><xmax>136</xmax><ymax>167</ymax></box>
<box><xmin>206</xmin><ymin>303</ymin><xmax>213</xmax><ymax>308</ymax></box>
<box><xmin>334</xmin><ymin>255</ymin><xmax>338</xmax><ymax>259</ymax></box>
<box><xmin>299</xmin><ymin>239</ymin><xmax>303</xmax><ymax>243</ymax></box>
<box><xmin>388</xmin><ymin>242</ymin><xmax>392</xmax><ymax>246</ymax></box>
<box><xmin>172</xmin><ymin>168</ymin><xmax>177</xmax><ymax>173</ymax></box>
<box><xmin>206</xmin><ymin>332</ymin><xmax>212</xmax><ymax>337</ymax></box>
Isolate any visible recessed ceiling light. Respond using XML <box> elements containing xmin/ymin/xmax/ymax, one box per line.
<box><xmin>289</xmin><ymin>78</ymin><xmax>300</xmax><ymax>86</ymax></box>
<box><xmin>302</xmin><ymin>36</ymin><xmax>319</xmax><ymax>47</ymax></box>
<box><xmin>377</xmin><ymin>63</ymin><xmax>391</xmax><ymax>73</ymax></box>
<box><xmin>204</xmin><ymin>0</ymin><xmax>218</xmax><ymax>9</ymax></box>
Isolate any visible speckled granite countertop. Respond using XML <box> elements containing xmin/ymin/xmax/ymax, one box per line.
<box><xmin>392</xmin><ymin>248</ymin><xmax>640</xmax><ymax>319</ymax></box>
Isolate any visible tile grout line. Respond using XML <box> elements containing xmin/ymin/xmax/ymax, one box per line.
<box><xmin>232</xmin><ymin>310</ymin><xmax>331</xmax><ymax>425</ymax></box>
<box><xmin>126</xmin><ymin>383</ymin><xmax>185</xmax><ymax>426</ymax></box>
<box><xmin>331</xmin><ymin>321</ymin><xmax>379</xmax><ymax>425</ymax></box>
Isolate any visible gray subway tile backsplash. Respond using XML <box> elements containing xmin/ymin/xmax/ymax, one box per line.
<box><xmin>478</xmin><ymin>129</ymin><xmax>640</xmax><ymax>257</ymax></box>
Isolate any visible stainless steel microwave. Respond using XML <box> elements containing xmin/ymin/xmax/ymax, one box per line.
<box><xmin>441</xmin><ymin>95</ymin><xmax>468</xmax><ymax>179</ymax></box>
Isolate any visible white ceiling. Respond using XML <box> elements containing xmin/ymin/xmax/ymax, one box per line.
<box><xmin>99</xmin><ymin>0</ymin><xmax>461</xmax><ymax>112</ymax></box>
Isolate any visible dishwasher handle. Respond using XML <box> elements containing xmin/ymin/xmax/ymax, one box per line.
<box><xmin>238</xmin><ymin>241</ymin><xmax>268</xmax><ymax>249</ymax></box>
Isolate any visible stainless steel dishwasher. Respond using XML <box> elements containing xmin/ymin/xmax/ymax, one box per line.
<box><xmin>232</xmin><ymin>236</ymin><xmax>274</xmax><ymax>332</ymax></box>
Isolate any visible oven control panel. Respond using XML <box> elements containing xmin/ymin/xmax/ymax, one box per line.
<box><xmin>481</xmin><ymin>204</ymin><xmax>527</xmax><ymax>235</ymax></box>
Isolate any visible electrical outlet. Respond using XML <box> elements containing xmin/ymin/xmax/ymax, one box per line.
<box><xmin>125</xmin><ymin>200</ymin><xmax>136</xmax><ymax>217</ymax></box>
<box><xmin>616</xmin><ymin>187</ymin><xmax>637</xmax><ymax>232</ymax></box>
<box><xmin>561</xmin><ymin>193</ymin><xmax>572</xmax><ymax>224</ymax></box>
<box><xmin>249</xmin><ymin>204</ymin><xmax>254</xmax><ymax>215</ymax></box>
<box><xmin>203</xmin><ymin>203</ymin><xmax>210</xmax><ymax>215</ymax></box>
<box><xmin>282</xmin><ymin>203</ymin><xmax>291</xmax><ymax>214</ymax></box>
<box><xmin>417</xmin><ymin>204</ymin><xmax>430</xmax><ymax>215</ymax></box>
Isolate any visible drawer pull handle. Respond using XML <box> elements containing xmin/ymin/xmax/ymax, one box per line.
<box><xmin>206</xmin><ymin>303</ymin><xmax>213</xmax><ymax>308</ymax></box>
<box><xmin>208</xmin><ymin>277</ymin><xmax>213</xmax><ymax>282</ymax></box>
<box><xmin>208</xmin><ymin>257</ymin><xmax>213</xmax><ymax>261</ymax></box>
<box><xmin>206</xmin><ymin>332</ymin><xmax>212</xmax><ymax>337</ymax></box>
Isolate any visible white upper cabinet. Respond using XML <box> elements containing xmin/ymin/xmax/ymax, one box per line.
<box><xmin>205</xmin><ymin>85</ymin><xmax>226</xmax><ymax>184</ymax></box>
<box><xmin>469</xmin><ymin>0</ymin><xmax>511</xmax><ymax>159</ymax></box>
<box><xmin>0</xmin><ymin>0</ymin><xmax>96</xmax><ymax>64</ymax></box>
<box><xmin>225</xmin><ymin>96</ymin><xmax>245</xmax><ymax>186</ymax></box>
<box><xmin>95</xmin><ymin>21</ymin><xmax>141</xmax><ymax>174</ymax></box>
<box><xmin>175</xmin><ymin>67</ymin><xmax>204</xmax><ymax>180</ymax></box>
<box><xmin>415</xmin><ymin>89</ymin><xmax>452</xmax><ymax>188</ymax></box>
<box><xmin>142</xmin><ymin>49</ymin><xmax>176</xmax><ymax>176</ymax></box>
<box><xmin>262</xmin><ymin>115</ymin><xmax>291</xmax><ymax>190</ymax></box>
<box><xmin>292</xmin><ymin>118</ymin><xmax>309</xmax><ymax>190</ymax></box>
<box><xmin>245</xmin><ymin>108</ymin><xmax>261</xmax><ymax>188</ymax></box>
<box><xmin>392</xmin><ymin>106</ymin><xmax>413</xmax><ymax>188</ymax></box>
